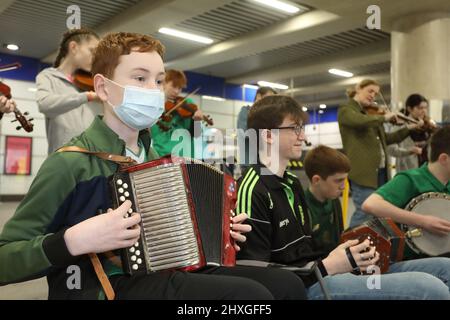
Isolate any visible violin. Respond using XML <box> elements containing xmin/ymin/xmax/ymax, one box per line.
<box><xmin>363</xmin><ymin>103</ymin><xmax>419</xmax><ymax>125</ymax></box>
<box><xmin>158</xmin><ymin>87</ymin><xmax>214</xmax><ymax>131</ymax></box>
<box><xmin>73</xmin><ymin>69</ymin><xmax>94</xmax><ymax>92</ymax></box>
<box><xmin>416</xmin><ymin>115</ymin><xmax>438</xmax><ymax>134</ymax></box>
<box><xmin>0</xmin><ymin>80</ymin><xmax>34</xmax><ymax>132</ymax></box>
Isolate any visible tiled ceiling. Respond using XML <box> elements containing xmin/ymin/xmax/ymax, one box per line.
<box><xmin>173</xmin><ymin>0</ymin><xmax>310</xmax><ymax>43</ymax></box>
<box><xmin>0</xmin><ymin>0</ymin><xmax>397</xmax><ymax>106</ymax></box>
<box><xmin>0</xmin><ymin>0</ymin><xmax>143</xmax><ymax>58</ymax></box>
<box><xmin>193</xmin><ymin>28</ymin><xmax>390</xmax><ymax>79</ymax></box>
<box><xmin>157</xmin><ymin>0</ymin><xmax>311</xmax><ymax>61</ymax></box>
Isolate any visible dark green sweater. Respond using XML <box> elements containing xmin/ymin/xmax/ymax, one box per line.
<box><xmin>0</xmin><ymin>116</ymin><xmax>158</xmax><ymax>298</ymax></box>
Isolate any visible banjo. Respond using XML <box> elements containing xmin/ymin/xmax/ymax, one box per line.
<box><xmin>403</xmin><ymin>192</ymin><xmax>450</xmax><ymax>256</ymax></box>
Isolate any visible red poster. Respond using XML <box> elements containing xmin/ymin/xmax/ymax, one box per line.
<box><xmin>4</xmin><ymin>136</ymin><xmax>32</xmax><ymax>175</ymax></box>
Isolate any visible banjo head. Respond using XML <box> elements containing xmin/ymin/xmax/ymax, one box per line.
<box><xmin>404</xmin><ymin>192</ymin><xmax>450</xmax><ymax>256</ymax></box>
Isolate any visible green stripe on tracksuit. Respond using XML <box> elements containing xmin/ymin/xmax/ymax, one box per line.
<box><xmin>237</xmin><ymin>168</ymin><xmax>259</xmax><ymax>218</ymax></box>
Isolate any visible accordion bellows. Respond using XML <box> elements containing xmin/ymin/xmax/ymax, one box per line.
<box><xmin>110</xmin><ymin>157</ymin><xmax>237</xmax><ymax>274</ymax></box>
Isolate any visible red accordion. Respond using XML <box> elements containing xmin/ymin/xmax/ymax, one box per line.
<box><xmin>109</xmin><ymin>157</ymin><xmax>237</xmax><ymax>274</ymax></box>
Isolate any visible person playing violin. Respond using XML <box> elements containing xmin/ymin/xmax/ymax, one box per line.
<box><xmin>338</xmin><ymin>79</ymin><xmax>424</xmax><ymax>228</ymax></box>
<box><xmin>36</xmin><ymin>28</ymin><xmax>101</xmax><ymax>154</ymax></box>
<box><xmin>0</xmin><ymin>94</ymin><xmax>16</xmax><ymax>120</ymax></box>
<box><xmin>150</xmin><ymin>69</ymin><xmax>206</xmax><ymax>158</ymax></box>
<box><xmin>387</xmin><ymin>94</ymin><xmax>435</xmax><ymax>172</ymax></box>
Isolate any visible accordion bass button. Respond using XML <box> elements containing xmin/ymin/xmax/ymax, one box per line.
<box><xmin>117</xmin><ymin>179</ymin><xmax>123</xmax><ymax>185</ymax></box>
<box><xmin>135</xmin><ymin>250</ymin><xmax>141</xmax><ymax>256</ymax></box>
<box><xmin>137</xmin><ymin>258</ymin><xmax>142</xmax><ymax>264</ymax></box>
<box><xmin>118</xmin><ymin>188</ymin><xmax>124</xmax><ymax>193</ymax></box>
<box><xmin>120</xmin><ymin>196</ymin><xmax>126</xmax><ymax>202</ymax></box>
<box><xmin>134</xmin><ymin>242</ymin><xmax>139</xmax><ymax>247</ymax></box>
<box><xmin>128</xmin><ymin>208</ymin><xmax>133</xmax><ymax>214</ymax></box>
<box><xmin>131</xmin><ymin>255</ymin><xmax>137</xmax><ymax>262</ymax></box>
<box><xmin>132</xmin><ymin>264</ymin><xmax>138</xmax><ymax>270</ymax></box>
<box><xmin>124</xmin><ymin>191</ymin><xmax>130</xmax><ymax>197</ymax></box>
<box><xmin>129</xmin><ymin>247</ymin><xmax>135</xmax><ymax>253</ymax></box>
<box><xmin>123</xmin><ymin>183</ymin><xmax>128</xmax><ymax>189</ymax></box>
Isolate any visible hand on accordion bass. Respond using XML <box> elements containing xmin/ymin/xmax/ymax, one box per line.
<box><xmin>64</xmin><ymin>200</ymin><xmax>141</xmax><ymax>256</ymax></box>
<box><xmin>322</xmin><ymin>239</ymin><xmax>379</xmax><ymax>276</ymax></box>
<box><xmin>230</xmin><ymin>213</ymin><xmax>252</xmax><ymax>251</ymax></box>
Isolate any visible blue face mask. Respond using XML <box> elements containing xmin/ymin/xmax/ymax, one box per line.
<box><xmin>105</xmin><ymin>78</ymin><xmax>165</xmax><ymax>131</ymax></box>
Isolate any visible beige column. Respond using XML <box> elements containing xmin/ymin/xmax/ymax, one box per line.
<box><xmin>390</xmin><ymin>12</ymin><xmax>450</xmax><ymax>121</ymax></box>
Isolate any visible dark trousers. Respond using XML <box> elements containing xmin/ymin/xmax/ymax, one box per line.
<box><xmin>110</xmin><ymin>265</ymin><xmax>307</xmax><ymax>300</ymax></box>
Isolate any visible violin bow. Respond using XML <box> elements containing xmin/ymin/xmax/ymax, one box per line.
<box><xmin>377</xmin><ymin>90</ymin><xmax>418</xmax><ymax>124</ymax></box>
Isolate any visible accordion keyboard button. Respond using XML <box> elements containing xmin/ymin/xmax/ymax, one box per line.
<box><xmin>131</xmin><ymin>255</ymin><xmax>137</xmax><ymax>261</ymax></box>
<box><xmin>123</xmin><ymin>183</ymin><xmax>128</xmax><ymax>189</ymax></box>
<box><xmin>135</xmin><ymin>250</ymin><xmax>141</xmax><ymax>256</ymax></box>
<box><xmin>134</xmin><ymin>242</ymin><xmax>139</xmax><ymax>247</ymax></box>
<box><xmin>132</xmin><ymin>264</ymin><xmax>138</xmax><ymax>270</ymax></box>
<box><xmin>118</xmin><ymin>188</ymin><xmax>124</xmax><ymax>193</ymax></box>
<box><xmin>120</xmin><ymin>196</ymin><xmax>125</xmax><ymax>202</ymax></box>
<box><xmin>128</xmin><ymin>208</ymin><xmax>133</xmax><ymax>214</ymax></box>
<box><xmin>124</xmin><ymin>191</ymin><xmax>130</xmax><ymax>197</ymax></box>
<box><xmin>130</xmin><ymin>247</ymin><xmax>135</xmax><ymax>253</ymax></box>
<box><xmin>117</xmin><ymin>179</ymin><xmax>123</xmax><ymax>185</ymax></box>
<box><xmin>137</xmin><ymin>258</ymin><xmax>142</xmax><ymax>264</ymax></box>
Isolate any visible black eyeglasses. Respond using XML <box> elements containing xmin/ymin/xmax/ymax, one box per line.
<box><xmin>276</xmin><ymin>124</ymin><xmax>305</xmax><ymax>136</ymax></box>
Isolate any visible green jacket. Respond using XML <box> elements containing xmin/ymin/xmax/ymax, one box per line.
<box><xmin>0</xmin><ymin>116</ymin><xmax>158</xmax><ymax>298</ymax></box>
<box><xmin>338</xmin><ymin>99</ymin><xmax>410</xmax><ymax>188</ymax></box>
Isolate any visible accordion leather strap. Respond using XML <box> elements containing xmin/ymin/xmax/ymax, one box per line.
<box><xmin>88</xmin><ymin>253</ymin><xmax>115</xmax><ymax>300</ymax></box>
<box><xmin>57</xmin><ymin>146</ymin><xmax>137</xmax><ymax>166</ymax></box>
<box><xmin>57</xmin><ymin>145</ymin><xmax>132</xmax><ymax>300</ymax></box>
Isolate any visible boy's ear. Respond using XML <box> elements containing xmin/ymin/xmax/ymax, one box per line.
<box><xmin>260</xmin><ymin>129</ymin><xmax>273</xmax><ymax>145</ymax></box>
<box><xmin>311</xmin><ymin>174</ymin><xmax>322</xmax><ymax>185</ymax></box>
<box><xmin>438</xmin><ymin>153</ymin><xmax>450</xmax><ymax>165</ymax></box>
<box><xmin>93</xmin><ymin>74</ymin><xmax>108</xmax><ymax>102</ymax></box>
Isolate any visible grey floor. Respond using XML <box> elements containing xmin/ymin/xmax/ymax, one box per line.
<box><xmin>0</xmin><ymin>199</ymin><xmax>355</xmax><ymax>300</ymax></box>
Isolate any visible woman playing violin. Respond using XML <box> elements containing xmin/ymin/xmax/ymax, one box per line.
<box><xmin>338</xmin><ymin>79</ymin><xmax>424</xmax><ymax>228</ymax></box>
<box><xmin>36</xmin><ymin>28</ymin><xmax>100</xmax><ymax>154</ymax></box>
<box><xmin>388</xmin><ymin>94</ymin><xmax>436</xmax><ymax>172</ymax></box>
<box><xmin>150</xmin><ymin>69</ymin><xmax>207</xmax><ymax>157</ymax></box>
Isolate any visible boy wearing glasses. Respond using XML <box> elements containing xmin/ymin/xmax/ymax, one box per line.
<box><xmin>236</xmin><ymin>95</ymin><xmax>450</xmax><ymax>300</ymax></box>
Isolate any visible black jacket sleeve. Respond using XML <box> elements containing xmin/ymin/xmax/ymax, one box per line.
<box><xmin>236</xmin><ymin>187</ymin><xmax>273</xmax><ymax>262</ymax></box>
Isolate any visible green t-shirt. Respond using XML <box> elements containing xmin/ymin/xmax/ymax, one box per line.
<box><xmin>375</xmin><ymin>163</ymin><xmax>450</xmax><ymax>259</ymax></box>
<box><xmin>376</xmin><ymin>163</ymin><xmax>450</xmax><ymax>208</ymax></box>
<box><xmin>304</xmin><ymin>188</ymin><xmax>343</xmax><ymax>254</ymax></box>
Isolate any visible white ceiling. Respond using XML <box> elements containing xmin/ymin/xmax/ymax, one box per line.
<box><xmin>1</xmin><ymin>0</ymin><xmax>449</xmax><ymax>105</ymax></box>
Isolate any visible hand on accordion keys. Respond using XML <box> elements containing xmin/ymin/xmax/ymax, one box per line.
<box><xmin>229</xmin><ymin>212</ymin><xmax>252</xmax><ymax>251</ymax></box>
<box><xmin>64</xmin><ymin>200</ymin><xmax>142</xmax><ymax>256</ymax></box>
<box><xmin>322</xmin><ymin>239</ymin><xmax>380</xmax><ymax>276</ymax></box>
